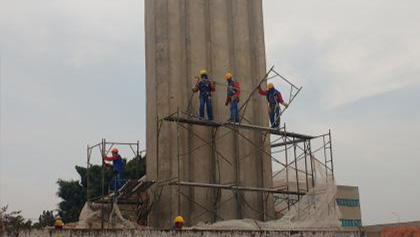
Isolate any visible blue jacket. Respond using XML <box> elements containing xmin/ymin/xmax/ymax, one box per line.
<box><xmin>112</xmin><ymin>155</ymin><xmax>125</xmax><ymax>174</ymax></box>
<box><xmin>196</xmin><ymin>75</ymin><xmax>215</xmax><ymax>98</ymax></box>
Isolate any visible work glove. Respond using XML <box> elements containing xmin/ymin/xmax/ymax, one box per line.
<box><xmin>225</xmin><ymin>97</ymin><xmax>231</xmax><ymax>106</ymax></box>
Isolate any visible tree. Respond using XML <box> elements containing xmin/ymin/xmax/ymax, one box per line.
<box><xmin>0</xmin><ymin>205</ymin><xmax>32</xmax><ymax>236</ymax></box>
<box><xmin>56</xmin><ymin>154</ymin><xmax>146</xmax><ymax>223</ymax></box>
<box><xmin>56</xmin><ymin>179</ymin><xmax>85</xmax><ymax>223</ymax></box>
<box><xmin>32</xmin><ymin>210</ymin><xmax>55</xmax><ymax>229</ymax></box>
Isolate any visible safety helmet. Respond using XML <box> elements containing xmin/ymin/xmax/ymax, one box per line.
<box><xmin>224</xmin><ymin>72</ymin><xmax>233</xmax><ymax>80</ymax></box>
<box><xmin>199</xmin><ymin>69</ymin><xmax>207</xmax><ymax>76</ymax></box>
<box><xmin>174</xmin><ymin>216</ymin><xmax>185</xmax><ymax>223</ymax></box>
<box><xmin>268</xmin><ymin>83</ymin><xmax>274</xmax><ymax>90</ymax></box>
<box><xmin>111</xmin><ymin>148</ymin><xmax>119</xmax><ymax>153</ymax></box>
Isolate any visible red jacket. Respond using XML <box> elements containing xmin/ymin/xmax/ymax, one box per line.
<box><xmin>258</xmin><ymin>87</ymin><xmax>284</xmax><ymax>104</ymax></box>
<box><xmin>226</xmin><ymin>81</ymin><xmax>240</xmax><ymax>102</ymax></box>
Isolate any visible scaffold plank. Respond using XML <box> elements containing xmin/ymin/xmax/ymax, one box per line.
<box><xmin>164</xmin><ymin>115</ymin><xmax>315</xmax><ymax>140</ymax></box>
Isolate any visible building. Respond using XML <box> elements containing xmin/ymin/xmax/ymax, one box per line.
<box><xmin>336</xmin><ymin>185</ymin><xmax>362</xmax><ymax>229</ymax></box>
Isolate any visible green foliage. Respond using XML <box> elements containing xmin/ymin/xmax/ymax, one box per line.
<box><xmin>0</xmin><ymin>205</ymin><xmax>32</xmax><ymax>236</ymax></box>
<box><xmin>125</xmin><ymin>155</ymin><xmax>146</xmax><ymax>180</ymax></box>
<box><xmin>32</xmin><ymin>210</ymin><xmax>55</xmax><ymax>229</ymax></box>
<box><xmin>56</xmin><ymin>179</ymin><xmax>85</xmax><ymax>223</ymax></box>
<box><xmin>56</xmin><ymin>154</ymin><xmax>146</xmax><ymax>223</ymax></box>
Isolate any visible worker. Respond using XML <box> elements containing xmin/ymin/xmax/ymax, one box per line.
<box><xmin>192</xmin><ymin>69</ymin><xmax>215</xmax><ymax>120</ymax></box>
<box><xmin>104</xmin><ymin>148</ymin><xmax>125</xmax><ymax>191</ymax></box>
<box><xmin>172</xmin><ymin>215</ymin><xmax>185</xmax><ymax>231</ymax></box>
<box><xmin>258</xmin><ymin>83</ymin><xmax>288</xmax><ymax>128</ymax></box>
<box><xmin>225</xmin><ymin>72</ymin><xmax>240</xmax><ymax>122</ymax></box>
<box><xmin>54</xmin><ymin>217</ymin><xmax>64</xmax><ymax>229</ymax></box>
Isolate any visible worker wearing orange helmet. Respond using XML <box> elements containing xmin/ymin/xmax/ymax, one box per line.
<box><xmin>224</xmin><ymin>72</ymin><xmax>240</xmax><ymax>122</ymax></box>
<box><xmin>258</xmin><ymin>83</ymin><xmax>288</xmax><ymax>128</ymax></box>
<box><xmin>104</xmin><ymin>148</ymin><xmax>125</xmax><ymax>191</ymax></box>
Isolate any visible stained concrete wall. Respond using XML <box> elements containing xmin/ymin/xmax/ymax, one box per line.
<box><xmin>16</xmin><ymin>229</ymin><xmax>365</xmax><ymax>237</ymax></box>
<box><xmin>145</xmin><ymin>0</ymin><xmax>273</xmax><ymax>229</ymax></box>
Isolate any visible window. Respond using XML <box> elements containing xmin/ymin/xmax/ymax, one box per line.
<box><xmin>336</xmin><ymin>198</ymin><xmax>360</xmax><ymax>207</ymax></box>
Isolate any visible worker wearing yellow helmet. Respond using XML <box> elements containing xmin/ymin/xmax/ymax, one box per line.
<box><xmin>258</xmin><ymin>82</ymin><xmax>288</xmax><ymax>128</ymax></box>
<box><xmin>224</xmin><ymin>72</ymin><xmax>241</xmax><ymax>122</ymax></box>
<box><xmin>104</xmin><ymin>148</ymin><xmax>125</xmax><ymax>191</ymax></box>
<box><xmin>192</xmin><ymin>69</ymin><xmax>215</xmax><ymax>120</ymax></box>
<box><xmin>172</xmin><ymin>215</ymin><xmax>185</xmax><ymax>230</ymax></box>
<box><xmin>54</xmin><ymin>217</ymin><xmax>64</xmax><ymax>229</ymax></box>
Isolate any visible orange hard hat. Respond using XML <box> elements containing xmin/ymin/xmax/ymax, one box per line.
<box><xmin>268</xmin><ymin>83</ymin><xmax>274</xmax><ymax>90</ymax></box>
<box><xmin>224</xmin><ymin>72</ymin><xmax>233</xmax><ymax>80</ymax></box>
<box><xmin>111</xmin><ymin>148</ymin><xmax>119</xmax><ymax>153</ymax></box>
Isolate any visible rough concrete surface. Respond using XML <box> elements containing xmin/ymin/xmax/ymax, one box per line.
<box><xmin>15</xmin><ymin>229</ymin><xmax>365</xmax><ymax>237</ymax></box>
<box><xmin>145</xmin><ymin>0</ymin><xmax>272</xmax><ymax>229</ymax></box>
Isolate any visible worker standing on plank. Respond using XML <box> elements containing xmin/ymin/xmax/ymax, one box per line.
<box><xmin>224</xmin><ymin>72</ymin><xmax>241</xmax><ymax>122</ymax></box>
<box><xmin>258</xmin><ymin>83</ymin><xmax>288</xmax><ymax>128</ymax></box>
<box><xmin>192</xmin><ymin>69</ymin><xmax>215</xmax><ymax>120</ymax></box>
<box><xmin>104</xmin><ymin>148</ymin><xmax>125</xmax><ymax>191</ymax></box>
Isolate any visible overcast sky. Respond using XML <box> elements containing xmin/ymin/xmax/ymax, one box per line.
<box><xmin>1</xmin><ymin>0</ymin><xmax>419</xmax><ymax>225</ymax></box>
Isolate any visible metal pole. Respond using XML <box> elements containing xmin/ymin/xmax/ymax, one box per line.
<box><xmin>233</xmin><ymin>126</ymin><xmax>242</xmax><ymax>219</ymax></box>
<box><xmin>304</xmin><ymin>141</ymin><xmax>310</xmax><ymax>192</ymax></box>
<box><xmin>101</xmin><ymin>138</ymin><xmax>105</xmax><ymax>229</ymax></box>
<box><xmin>329</xmin><ymin>129</ymin><xmax>335</xmax><ymax>181</ymax></box>
<box><xmin>284</xmin><ymin>124</ymin><xmax>290</xmax><ymax>210</ymax></box>
<box><xmin>137</xmin><ymin>140</ymin><xmax>140</xmax><ymax>158</ymax></box>
<box><xmin>176</xmin><ymin>108</ymin><xmax>181</xmax><ymax>215</ymax></box>
<box><xmin>308</xmin><ymin>140</ymin><xmax>315</xmax><ymax>188</ymax></box>
<box><xmin>87</xmin><ymin>145</ymin><xmax>90</xmax><ymax>201</ymax></box>
<box><xmin>293</xmin><ymin>138</ymin><xmax>300</xmax><ymax>200</ymax></box>
<box><xmin>323</xmin><ymin>135</ymin><xmax>329</xmax><ymax>185</ymax></box>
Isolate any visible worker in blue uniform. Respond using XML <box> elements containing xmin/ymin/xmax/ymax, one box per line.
<box><xmin>193</xmin><ymin>69</ymin><xmax>215</xmax><ymax>120</ymax></box>
<box><xmin>104</xmin><ymin>148</ymin><xmax>125</xmax><ymax>191</ymax></box>
<box><xmin>224</xmin><ymin>72</ymin><xmax>241</xmax><ymax>122</ymax></box>
<box><xmin>258</xmin><ymin>83</ymin><xmax>288</xmax><ymax>128</ymax></box>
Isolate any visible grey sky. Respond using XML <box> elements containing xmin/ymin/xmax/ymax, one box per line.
<box><xmin>1</xmin><ymin>0</ymin><xmax>419</xmax><ymax>225</ymax></box>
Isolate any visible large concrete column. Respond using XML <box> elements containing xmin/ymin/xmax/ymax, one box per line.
<box><xmin>145</xmin><ymin>0</ymin><xmax>273</xmax><ymax>229</ymax></box>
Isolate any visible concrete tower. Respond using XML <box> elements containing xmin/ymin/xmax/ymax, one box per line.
<box><xmin>145</xmin><ymin>0</ymin><xmax>273</xmax><ymax>228</ymax></box>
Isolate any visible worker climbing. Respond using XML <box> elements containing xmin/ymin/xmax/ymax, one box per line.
<box><xmin>225</xmin><ymin>72</ymin><xmax>240</xmax><ymax>122</ymax></box>
<box><xmin>258</xmin><ymin>83</ymin><xmax>288</xmax><ymax>128</ymax></box>
<box><xmin>192</xmin><ymin>69</ymin><xmax>215</xmax><ymax>120</ymax></box>
<box><xmin>104</xmin><ymin>148</ymin><xmax>125</xmax><ymax>191</ymax></box>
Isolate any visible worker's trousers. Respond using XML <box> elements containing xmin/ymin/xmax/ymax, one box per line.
<box><xmin>269</xmin><ymin>103</ymin><xmax>280</xmax><ymax>128</ymax></box>
<box><xmin>199</xmin><ymin>96</ymin><xmax>213</xmax><ymax>120</ymax></box>
<box><xmin>229</xmin><ymin>98</ymin><xmax>240</xmax><ymax>122</ymax></box>
<box><xmin>112</xmin><ymin>171</ymin><xmax>125</xmax><ymax>191</ymax></box>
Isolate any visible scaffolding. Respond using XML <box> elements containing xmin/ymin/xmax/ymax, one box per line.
<box><xmin>154</xmin><ymin>67</ymin><xmax>335</xmax><ymax>225</ymax></box>
<box><xmin>80</xmin><ymin>68</ymin><xmax>336</xmax><ymax>228</ymax></box>
<box><xmin>86</xmin><ymin>139</ymin><xmax>155</xmax><ymax>229</ymax></box>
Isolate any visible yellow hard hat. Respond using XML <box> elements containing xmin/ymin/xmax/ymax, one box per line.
<box><xmin>224</xmin><ymin>72</ymin><xmax>233</xmax><ymax>80</ymax></box>
<box><xmin>174</xmin><ymin>215</ymin><xmax>185</xmax><ymax>223</ymax></box>
<box><xmin>268</xmin><ymin>83</ymin><xmax>274</xmax><ymax>90</ymax></box>
<box><xmin>199</xmin><ymin>69</ymin><xmax>207</xmax><ymax>76</ymax></box>
<box><xmin>111</xmin><ymin>148</ymin><xmax>119</xmax><ymax>153</ymax></box>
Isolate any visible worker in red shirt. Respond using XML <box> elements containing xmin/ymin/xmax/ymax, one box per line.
<box><xmin>258</xmin><ymin>83</ymin><xmax>288</xmax><ymax>128</ymax></box>
<box><xmin>104</xmin><ymin>148</ymin><xmax>125</xmax><ymax>191</ymax></box>
<box><xmin>224</xmin><ymin>72</ymin><xmax>240</xmax><ymax>122</ymax></box>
